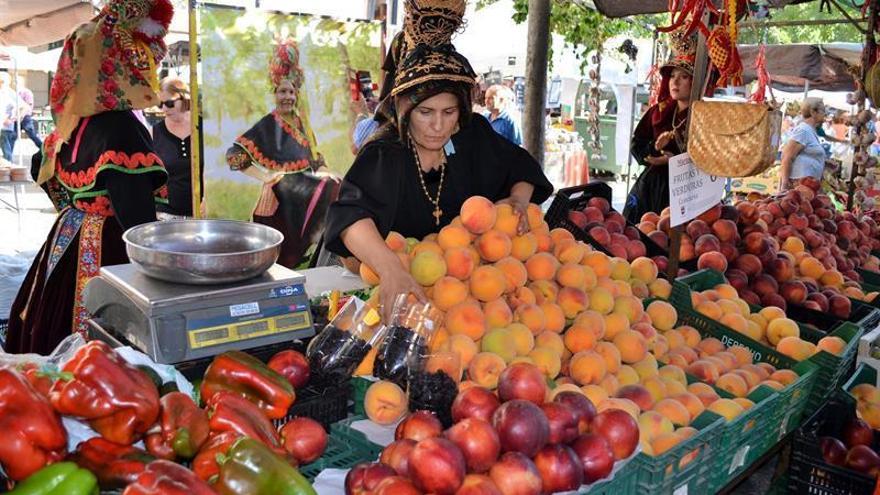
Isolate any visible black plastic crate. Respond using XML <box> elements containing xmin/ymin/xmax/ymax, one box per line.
<box><xmin>789</xmin><ymin>399</ymin><xmax>878</xmax><ymax>495</ymax></box>
<box><xmin>173</xmin><ymin>340</ymin><xmax>308</xmax><ymax>381</ymax></box>
<box><xmin>545</xmin><ymin>182</ymin><xmax>697</xmax><ymax>273</ymax></box>
<box><xmin>273</xmin><ymin>380</ymin><xmax>352</xmax><ymax>430</ymax></box>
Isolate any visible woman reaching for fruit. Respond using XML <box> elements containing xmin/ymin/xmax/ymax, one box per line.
<box><xmin>623</xmin><ymin>29</ymin><xmax>696</xmax><ymax>225</ymax></box>
<box><xmin>324</xmin><ymin>0</ymin><xmax>552</xmax><ymax>321</ymax></box>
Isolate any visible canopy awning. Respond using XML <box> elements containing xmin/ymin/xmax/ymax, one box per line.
<box><xmin>589</xmin><ymin>0</ymin><xmax>813</xmax><ymax>18</ymax></box>
<box><xmin>739</xmin><ymin>43</ymin><xmax>861</xmax><ymax>92</ymax></box>
<box><xmin>0</xmin><ymin>1</ymin><xmax>96</xmax><ymax>47</ymax></box>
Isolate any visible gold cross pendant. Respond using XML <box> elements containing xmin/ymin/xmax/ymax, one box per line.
<box><xmin>433</xmin><ymin>207</ymin><xmax>443</xmax><ymax>225</ymax></box>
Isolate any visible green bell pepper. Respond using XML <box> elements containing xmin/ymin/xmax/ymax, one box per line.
<box><xmin>9</xmin><ymin>462</ymin><xmax>98</xmax><ymax>495</ymax></box>
<box><xmin>216</xmin><ymin>438</ymin><xmax>316</xmax><ymax>495</ymax></box>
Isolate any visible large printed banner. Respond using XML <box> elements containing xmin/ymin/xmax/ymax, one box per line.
<box><xmin>199</xmin><ymin>5</ymin><xmax>382</xmax><ymax>221</ymax></box>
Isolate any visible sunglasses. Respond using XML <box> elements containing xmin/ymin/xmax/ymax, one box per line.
<box><xmin>159</xmin><ymin>99</ymin><xmax>179</xmax><ymax>109</ymax></box>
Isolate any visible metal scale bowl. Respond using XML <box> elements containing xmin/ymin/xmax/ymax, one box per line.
<box><xmin>84</xmin><ymin>220</ymin><xmax>314</xmax><ymax>365</ymax></box>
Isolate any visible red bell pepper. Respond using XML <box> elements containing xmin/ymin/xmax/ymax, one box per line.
<box><xmin>192</xmin><ymin>432</ymin><xmax>240</xmax><ymax>484</ymax></box>
<box><xmin>18</xmin><ymin>363</ymin><xmax>61</xmax><ymax>400</ymax></box>
<box><xmin>68</xmin><ymin>437</ymin><xmax>155</xmax><ymax>490</ymax></box>
<box><xmin>121</xmin><ymin>459</ymin><xmax>216</xmax><ymax>495</ymax></box>
<box><xmin>200</xmin><ymin>351</ymin><xmax>295</xmax><ymax>419</ymax></box>
<box><xmin>0</xmin><ymin>369</ymin><xmax>67</xmax><ymax>480</ymax></box>
<box><xmin>49</xmin><ymin>341</ymin><xmax>160</xmax><ymax>445</ymax></box>
<box><xmin>207</xmin><ymin>391</ymin><xmax>284</xmax><ymax>454</ymax></box>
<box><xmin>145</xmin><ymin>392</ymin><xmax>210</xmax><ymax>460</ymax></box>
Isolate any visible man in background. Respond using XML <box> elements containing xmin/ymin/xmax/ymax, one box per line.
<box><xmin>483</xmin><ymin>84</ymin><xmax>522</xmax><ymax>146</ymax></box>
<box><xmin>0</xmin><ymin>72</ymin><xmax>23</xmax><ymax>161</ymax></box>
<box><xmin>16</xmin><ymin>76</ymin><xmax>41</xmax><ymax>151</ymax></box>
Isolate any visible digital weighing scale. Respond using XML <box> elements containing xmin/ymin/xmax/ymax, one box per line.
<box><xmin>83</xmin><ymin>263</ymin><xmax>314</xmax><ymax>364</ymax></box>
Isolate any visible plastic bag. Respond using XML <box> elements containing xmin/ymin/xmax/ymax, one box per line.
<box><xmin>307</xmin><ymin>297</ymin><xmax>386</xmax><ymax>385</ymax></box>
<box><xmin>0</xmin><ymin>333</ymin><xmax>86</xmax><ymax>372</ymax></box>
<box><xmin>373</xmin><ymin>296</ymin><xmax>441</xmax><ymax>387</ymax></box>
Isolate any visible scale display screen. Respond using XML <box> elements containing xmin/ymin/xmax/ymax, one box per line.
<box><xmin>187</xmin><ymin>310</ymin><xmax>312</xmax><ymax>349</ymax></box>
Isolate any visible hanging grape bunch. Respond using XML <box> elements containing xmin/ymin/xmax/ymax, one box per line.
<box><xmin>618</xmin><ymin>39</ymin><xmax>638</xmax><ymax>74</ymax></box>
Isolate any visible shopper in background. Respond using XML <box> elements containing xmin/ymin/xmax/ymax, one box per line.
<box><xmin>0</xmin><ymin>72</ymin><xmax>22</xmax><ymax>161</ymax></box>
<box><xmin>779</xmin><ymin>97</ymin><xmax>828</xmax><ymax>190</ymax></box>
<box><xmin>15</xmin><ymin>76</ymin><xmax>41</xmax><ymax>151</ymax></box>
<box><xmin>351</xmin><ymin>96</ymin><xmax>380</xmax><ymax>153</ymax></box>
<box><xmin>153</xmin><ymin>76</ymin><xmax>197</xmax><ymax>218</ymax></box>
<box><xmin>483</xmin><ymin>84</ymin><xmax>522</xmax><ymax>145</ymax></box>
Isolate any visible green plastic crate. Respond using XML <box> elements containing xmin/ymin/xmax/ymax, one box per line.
<box><xmin>633</xmin><ymin>411</ymin><xmax>723</xmax><ymax>494</ymax></box>
<box><xmin>670</xmin><ymin>269</ymin><xmax>863</xmax><ymax>414</ymax></box>
<box><xmin>299</xmin><ymin>416</ymin><xmax>382</xmax><ymax>481</ymax></box>
<box><xmin>351</xmin><ymin>376</ymin><xmax>373</xmax><ymax>416</ymax></box>
<box><xmin>841</xmin><ymin>363</ymin><xmax>879</xmax><ymax>408</ymax></box>
<box><xmin>573</xmin><ymin>454</ymin><xmax>638</xmax><ymax>494</ymax></box>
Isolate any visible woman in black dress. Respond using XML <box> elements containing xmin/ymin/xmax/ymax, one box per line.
<box><xmin>153</xmin><ymin>76</ymin><xmax>197</xmax><ymax>219</ymax></box>
<box><xmin>324</xmin><ymin>0</ymin><xmax>552</xmax><ymax>318</ymax></box>
<box><xmin>6</xmin><ymin>0</ymin><xmax>172</xmax><ymax>354</ymax></box>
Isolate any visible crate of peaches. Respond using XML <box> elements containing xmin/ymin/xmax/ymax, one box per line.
<box><xmin>671</xmin><ymin>268</ymin><xmax>862</xmax><ymax>414</ymax></box>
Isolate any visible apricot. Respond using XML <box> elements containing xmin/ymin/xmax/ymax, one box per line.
<box><xmin>697</xmin><ymin>338</ymin><xmax>725</xmax><ymax>357</ymax></box>
<box><xmin>713</xmin><ymin>352</ymin><xmax>739</xmax><ymax>373</ymax></box>
<box><xmin>649</xmin><ymin>279</ymin><xmax>673</xmax><ymax>299</ymax></box>
<box><xmin>507</xmin><ymin>286</ymin><xmax>537</xmax><ymax>309</ymax></box>
<box><xmin>654</xmin><ymin>398</ymin><xmax>692</xmax><ymax>426</ymax></box>
<box><xmin>609</xmin><ymin>257</ymin><xmax>632</xmax><ymax>281</ymax></box>
<box><xmin>510</xmin><ymin>233</ymin><xmax>538</xmax><ymax>261</ymax></box>
<box><xmin>525</xmin><ymin>252</ymin><xmax>560</xmax><ymax>282</ymax></box>
<box><xmin>448</xmin><ymin>334</ymin><xmax>479</xmax><ymax>369</ymax></box>
<box><xmin>663</xmin><ymin>378</ymin><xmax>688</xmax><ymax>396</ymax></box>
<box><xmin>540</xmin><ymin>303</ymin><xmax>566</xmax><ymax>334</ymax></box>
<box><xmin>631</xmin><ymin>256</ymin><xmax>659</xmax><ymax>284</ymax></box>
<box><xmin>716</xmin><ymin>373</ymin><xmax>749</xmax><ymax>398</ymax></box>
<box><xmin>672</xmin><ymin>392</ymin><xmax>706</xmax><ymax>421</ymax></box>
<box><xmin>550</xmin><ymin>227</ymin><xmax>576</xmax><ymax>246</ymax></box>
<box><xmin>581</xmin><ymin>385</ymin><xmax>609</xmax><ymax>407</ymax></box>
<box><xmin>616</xmin><ymin>365</ymin><xmax>641</xmax><ymax>387</ymax></box>
<box><xmin>534</xmin><ymin>232</ymin><xmax>553</xmax><ymax>253</ymax></box>
<box><xmin>589</xmin><ymin>287</ymin><xmax>615</xmax><ymax>315</ymax></box>
<box><xmin>850</xmin><ymin>383</ymin><xmax>880</xmax><ymax>405</ymax></box>
<box><xmin>799</xmin><ymin>256</ymin><xmax>826</xmax><ymax>280</ymax></box>
<box><xmin>554</xmin><ymin>239</ymin><xmax>588</xmax><ymax>265</ymax></box>
<box><xmin>467</xmin><ymin>352</ymin><xmax>508</xmax><ymax>389</ymax></box>
<box><xmin>613</xmin><ymin>330</ymin><xmax>648</xmax><ymax>364</ymax></box>
<box><xmin>535</xmin><ymin>331</ymin><xmax>565</xmax><ymax>357</ymax></box>
<box><xmin>570</xmin><ymin>351</ymin><xmax>607</xmax><ymax>385</ymax></box>
<box><xmin>494</xmin><ymin>257</ymin><xmax>528</xmax><ymax>294</ymax></box>
<box><xmin>444</xmin><ymin>247</ymin><xmax>476</xmax><ymax>281</ymax></box>
<box><xmin>695</xmin><ymin>301</ymin><xmax>723</xmax><ymax>320</ymax></box>
<box><xmin>582</xmin><ymin>251</ymin><xmax>612</xmax><ymax>278</ymax></box>
<box><xmin>646</xmin><ymin>300</ymin><xmax>677</xmax><ymax>332</ymax></box>
<box><xmin>816</xmin><ymin>336</ymin><xmax>846</xmax><ymax>356</ymax></box>
<box><xmin>858</xmin><ymin>401</ymin><xmax>880</xmax><ymax>430</ymax></box>
<box><xmin>460</xmin><ymin>196</ymin><xmax>497</xmax><ymax>234</ymax></box>
<box><xmin>651</xmin><ymin>334</ymin><xmax>670</xmax><ymax>360</ymax></box>
<box><xmin>708</xmin><ymin>398</ymin><xmax>745</xmax><ymax>422</ymax></box>
<box><xmin>477</xmin><ymin>229</ymin><xmax>513</xmax><ymax>263</ymax></box>
<box><xmin>524</xmin><ymin>346</ymin><xmax>560</xmax><ymax>379</ymax></box>
<box><xmin>558</xmin><ymin>287</ymin><xmax>589</xmax><ymax>319</ymax></box>
<box><xmin>492</xmin><ymin>203</ymin><xmax>521</xmax><ymax>238</ymax></box>
<box><xmin>526</xmin><ymin>203</ymin><xmax>544</xmax><ymax>230</ymax></box>
<box><xmin>359</xmin><ymin>262</ymin><xmax>381</xmax><ymax>286</ymax></box>
<box><xmin>597</xmin><ymin>398</ymin><xmax>640</xmax><ymax>421</ymax></box>
<box><xmin>573</xmin><ymin>310</ymin><xmax>606</xmax><ymax>340</ymax></box>
<box><xmin>446</xmin><ymin>302</ymin><xmax>487</xmax><ymax>340</ymax></box>
<box><xmin>563</xmin><ymin>325</ymin><xmax>597</xmax><ymax>354</ymax></box>
<box><xmin>437</xmin><ymin>225</ymin><xmax>473</xmax><ymax>250</ymax></box>
<box><xmin>728</xmin><ymin>346</ymin><xmax>754</xmax><ymax>367</ymax></box>
<box><xmin>433</xmin><ymin>276</ymin><xmax>469</xmax><ymax>311</ymax></box>
<box><xmin>743</xmin><ymin>364</ymin><xmax>771</xmax><ymax>381</ymax></box>
<box><xmin>410</xmin><ymin>250</ymin><xmax>447</xmax><ymax>286</ymax></box>
<box><xmin>641</xmin><ymin>375</ymin><xmax>669</xmax><ymax>404</ymax></box>
<box><xmin>639</xmin><ymin>411</ymin><xmax>675</xmax><ymax>444</ymax></box>
<box><xmin>599</xmin><ymin>373</ymin><xmax>621</xmax><ymax>395</ymax></box>
<box><xmin>603</xmin><ymin>313</ymin><xmax>630</xmax><ymax>341</ymax></box>
<box><xmin>529</xmin><ymin>280</ymin><xmax>559</xmax><ymax>305</ymax></box>
<box><xmin>755</xmin><ymin>380</ymin><xmax>785</xmax><ymax>393</ymax></box>
<box><xmin>613</xmin><ymin>295</ymin><xmax>645</xmax><ymax>323</ymax></box>
<box><xmin>714</xmin><ymin>284</ymin><xmax>740</xmax><ymax>301</ymax></box>
<box><xmin>470</xmin><ymin>265</ymin><xmax>507</xmax><ymax>302</ymax></box>
<box><xmin>766</xmin><ymin>318</ymin><xmax>800</xmax><ymax>346</ymax></box>
<box><xmin>776</xmin><ymin>336</ymin><xmax>812</xmax><ymax>361</ymax></box>
<box><xmin>365</xmin><ymin>380</ymin><xmax>408</xmax><ymax>425</ymax></box>
<box><xmin>663</xmin><ymin>330</ymin><xmax>686</xmax><ymax>351</ymax></box>
<box><xmin>514</xmin><ymin>303</ymin><xmax>546</xmax><ymax>335</ymax></box>
<box><xmin>732</xmin><ymin>369</ymin><xmax>761</xmax><ymax>390</ymax></box>
<box><xmin>632</xmin><ymin>354</ymin><xmax>659</xmax><ymax>379</ymax></box>
<box><xmin>483</xmin><ymin>299</ymin><xmax>513</xmax><ymax>329</ymax></box>
<box><xmin>687</xmin><ymin>360</ymin><xmax>720</xmax><ymax>385</ymax></box>
<box><xmin>769</xmin><ymin>369</ymin><xmax>799</xmax><ymax>386</ymax></box>
<box><xmin>581</xmin><ymin>266</ymin><xmax>598</xmax><ymax>291</ymax></box>
<box><xmin>651</xmin><ymin>431</ymin><xmax>684</xmax><ymax>456</ymax></box>
<box><xmin>733</xmin><ymin>398</ymin><xmax>755</xmax><ymax>411</ymax></box>
<box><xmin>385</xmin><ymin>231</ymin><xmax>407</xmax><ymax>252</ymax></box>
<box><xmin>556</xmin><ymin>263</ymin><xmax>586</xmax><ymax>289</ymax></box>
<box><xmin>758</xmin><ymin>306</ymin><xmax>786</xmax><ymax>322</ymax></box>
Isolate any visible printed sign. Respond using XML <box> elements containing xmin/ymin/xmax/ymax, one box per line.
<box><xmin>669</xmin><ymin>153</ymin><xmax>725</xmax><ymax>227</ymax></box>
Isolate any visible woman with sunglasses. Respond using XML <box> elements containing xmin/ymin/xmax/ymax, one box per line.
<box><xmin>153</xmin><ymin>76</ymin><xmax>198</xmax><ymax>219</ymax></box>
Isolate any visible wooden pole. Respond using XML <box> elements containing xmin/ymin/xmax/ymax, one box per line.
<box><xmin>523</xmin><ymin>0</ymin><xmax>551</xmax><ymax>164</ymax></box>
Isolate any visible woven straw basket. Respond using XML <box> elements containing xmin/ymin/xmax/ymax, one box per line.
<box><xmin>688</xmin><ymin>100</ymin><xmax>782</xmax><ymax>178</ymax></box>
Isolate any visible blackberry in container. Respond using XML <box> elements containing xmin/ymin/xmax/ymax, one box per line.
<box><xmin>306</xmin><ymin>297</ymin><xmax>386</xmax><ymax>385</ymax></box>
<box><xmin>374</xmin><ymin>295</ymin><xmax>442</xmax><ymax>388</ymax></box>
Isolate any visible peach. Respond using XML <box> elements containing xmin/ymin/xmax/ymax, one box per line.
<box><xmin>468</xmin><ymin>352</ymin><xmax>508</xmax><ymax>389</ymax></box>
<box><xmin>597</xmin><ymin>398</ymin><xmax>640</xmax><ymax>421</ymax></box>
<box><xmin>687</xmin><ymin>360</ymin><xmax>720</xmax><ymax>384</ymax></box>
<box><xmin>850</xmin><ymin>383</ymin><xmax>880</xmax><ymax>405</ymax></box>
<box><xmin>733</xmin><ymin>398</ymin><xmax>755</xmax><ymax>411</ymax></box>
<box><xmin>799</xmin><ymin>257</ymin><xmax>826</xmax><ymax>280</ymax></box>
<box><xmin>470</xmin><ymin>266</ymin><xmax>507</xmax><ymax>302</ymax></box>
<box><xmin>716</xmin><ymin>373</ymin><xmax>749</xmax><ymax>398</ymax></box>
<box><xmin>527</xmin><ymin>346</ymin><xmax>562</xmax><ymax>379</ymax></box>
<box><xmin>708</xmin><ymin>398</ymin><xmax>745</xmax><ymax>422</ymax></box>
<box><xmin>492</xmin><ymin>203</ymin><xmax>521</xmax><ymax>238</ymax></box>
<box><xmin>555</xmin><ymin>263</ymin><xmax>586</xmax><ymax>289</ymax></box>
<box><xmin>587</xmin><ymin>287</ymin><xmax>613</xmax><ymax>315</ymax></box>
<box><xmin>444</xmin><ymin>247</ymin><xmax>476</xmax><ymax>281</ymax></box>
<box><xmin>697</xmin><ymin>338</ymin><xmax>725</xmax><ymax>357</ymax></box>
<box><xmin>555</xmin><ymin>239</ymin><xmax>588</xmax><ymax>265</ymax></box>
<box><xmin>663</xmin><ymin>330</ymin><xmax>686</xmax><ymax>351</ymax></box>
<box><xmin>511</xmin><ymin>233</ymin><xmax>538</xmax><ymax>261</ymax></box>
<box><xmin>713</xmin><ymin>352</ymin><xmax>739</xmax><ymax>373</ymax></box>
<box><xmin>526</xmin><ymin>203</ymin><xmax>544</xmax><ymax>230</ymax></box>
<box><xmin>603</xmin><ymin>313</ymin><xmax>630</xmax><ymax>341</ymax></box>
<box><xmin>695</xmin><ymin>301</ymin><xmax>723</xmax><ymax>320</ymax></box>
<box><xmin>461</xmin><ymin>196</ymin><xmax>497</xmax><ymax>234</ymax></box>
<box><xmin>411</xmin><ymin>250</ymin><xmax>447</xmax><ymax>286</ymax></box>
<box><xmin>646</xmin><ymin>300</ymin><xmax>677</xmax><ymax>331</ymax></box>
<box><xmin>613</xmin><ymin>330</ymin><xmax>648</xmax><ymax>364</ymax></box>
<box><xmin>515</xmin><ymin>304</ymin><xmax>546</xmax><ymax>335</ymax></box>
<box><xmin>728</xmin><ymin>346</ymin><xmax>754</xmax><ymax>367</ymax></box>
<box><xmin>365</xmin><ymin>380</ymin><xmax>408</xmax><ymax>425</ymax></box>
<box><xmin>719</xmin><ymin>314</ymin><xmax>750</xmax><ymax>338</ymax></box>
<box><xmin>651</xmin><ymin>334</ymin><xmax>670</xmax><ymax>360</ymax></box>
<box><xmin>411</xmin><ymin>240</ymin><xmax>444</xmax><ymax>258</ymax></box>
<box><xmin>477</xmin><ymin>230</ymin><xmax>513</xmax><ymax>263</ymax></box>
<box><xmin>673</xmin><ymin>393</ymin><xmax>706</xmax><ymax>421</ymax></box>
<box><xmin>609</xmin><ymin>257</ymin><xmax>632</xmax><ymax>281</ymax></box>
<box><xmin>570</xmin><ymin>351</ymin><xmax>607</xmax><ymax>385</ymax></box>
<box><xmin>507</xmin><ymin>286</ymin><xmax>537</xmax><ymax>309</ymax></box>
<box><xmin>697</xmin><ymin>252</ymin><xmax>728</xmax><ymax>273</ymax></box>
<box><xmin>663</xmin><ymin>378</ymin><xmax>688</xmax><ymax>396</ymax></box>
<box><xmin>649</xmin><ymin>279</ymin><xmax>673</xmax><ymax>299</ymax></box>
<box><xmin>564</xmin><ymin>325</ymin><xmax>597</xmax><ymax>354</ymax></box>
<box><xmin>594</xmin><ymin>342</ymin><xmax>622</xmax><ymax>374</ymax></box>
<box><xmin>581</xmin><ymin>385</ymin><xmax>609</xmax><ymax>407</ymax></box>
<box><xmin>582</xmin><ymin>251</ymin><xmax>612</xmax><ymax>278</ymax></box>
<box><xmin>482</xmin><ymin>328</ymin><xmax>517</xmax><ymax>363</ymax></box>
<box><xmin>359</xmin><ymin>261</ymin><xmax>381</xmax><ymax>286</ymax></box>
<box><xmin>540</xmin><ymin>303</ymin><xmax>566</xmax><ymax>334</ymax></box>
<box><xmin>494</xmin><ymin>257</ymin><xmax>528</xmax><ymax>294</ymax></box>
<box><xmin>433</xmin><ymin>277</ymin><xmax>469</xmax><ymax>311</ymax></box>
<box><xmin>776</xmin><ymin>336</ymin><xmax>812</xmax><ymax>361</ymax></box>
<box><xmin>755</xmin><ymin>380</ymin><xmax>785</xmax><ymax>393</ymax></box>
<box><xmin>651</xmin><ymin>431</ymin><xmax>685</xmax><ymax>456</ymax></box>
<box><xmin>654</xmin><ymin>398</ymin><xmax>692</xmax><ymax>426</ymax></box>
<box><xmin>816</xmin><ymin>336</ymin><xmax>846</xmax><ymax>356</ymax></box>
<box><xmin>550</xmin><ymin>227</ymin><xmax>576</xmax><ymax>245</ymax></box>
<box><xmin>525</xmin><ymin>252</ymin><xmax>560</xmax><ymax>282</ymax></box>
<box><xmin>767</xmin><ymin>318</ymin><xmax>799</xmax><ymax>346</ymax></box>
<box><xmin>616</xmin><ymin>365</ymin><xmax>641</xmax><ymax>387</ymax></box>
<box><xmin>632</xmin><ymin>354</ymin><xmax>660</xmax><ymax>380</ymax></box>
<box><xmin>616</xmin><ymin>384</ymin><xmax>655</xmax><ymax>411</ymax></box>
<box><xmin>438</xmin><ymin>225</ymin><xmax>472</xmax><ymax>250</ymax></box>
<box><xmin>558</xmin><ymin>287</ymin><xmax>589</xmax><ymax>319</ymax></box>
<box><xmin>599</xmin><ymin>374</ymin><xmax>621</xmax><ymax>395</ymax></box>
<box><xmin>743</xmin><ymin>364</ymin><xmax>771</xmax><ymax>381</ymax></box>
<box><xmin>535</xmin><ymin>331</ymin><xmax>565</xmax><ymax>357</ymax></box>
<box><xmin>504</xmin><ymin>322</ymin><xmax>535</xmax><ymax>357</ymax></box>
<box><xmin>573</xmin><ymin>310</ymin><xmax>606</xmax><ymax>340</ymax></box>
<box><xmin>529</xmin><ymin>280</ymin><xmax>559</xmax><ymax>305</ymax></box>
<box><xmin>659</xmin><ymin>364</ymin><xmax>687</xmax><ymax>385</ymax></box>
<box><xmin>613</xmin><ymin>295</ymin><xmax>644</xmax><ymax>323</ymax></box>
<box><xmin>449</xmin><ymin>334</ymin><xmax>479</xmax><ymax>369</ymax></box>
<box><xmin>769</xmin><ymin>369</ymin><xmax>799</xmax><ymax>386</ymax></box>
<box><xmin>534</xmin><ymin>232</ymin><xmax>553</xmax><ymax>253</ymax></box>
<box><xmin>639</xmin><ymin>411</ymin><xmax>675</xmax><ymax>443</ymax></box>
<box><xmin>385</xmin><ymin>231</ymin><xmax>407</xmax><ymax>252</ymax></box>
<box><xmin>484</xmin><ymin>299</ymin><xmax>514</xmax><ymax>329</ymax></box>
<box><xmin>641</xmin><ymin>375</ymin><xmax>669</xmax><ymax>404</ymax></box>
<box><xmin>759</xmin><ymin>306</ymin><xmax>786</xmax><ymax>322</ymax></box>
<box><xmin>431</xmin><ymin>327</ymin><xmax>450</xmax><ymax>353</ymax></box>
<box><xmin>447</xmin><ymin>302</ymin><xmax>487</xmax><ymax>340</ymax></box>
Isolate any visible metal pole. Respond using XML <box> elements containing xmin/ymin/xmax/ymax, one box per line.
<box><xmin>522</xmin><ymin>0</ymin><xmax>550</xmax><ymax>165</ymax></box>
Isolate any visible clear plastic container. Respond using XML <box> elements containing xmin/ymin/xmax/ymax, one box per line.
<box><xmin>306</xmin><ymin>297</ymin><xmax>386</xmax><ymax>384</ymax></box>
<box><xmin>373</xmin><ymin>296</ymin><xmax>441</xmax><ymax>387</ymax></box>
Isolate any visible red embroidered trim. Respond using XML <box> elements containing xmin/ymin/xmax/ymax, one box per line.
<box><xmin>74</xmin><ymin>196</ymin><xmax>114</xmax><ymax>216</ymax></box>
<box><xmin>73</xmin><ymin>214</ymin><xmax>105</xmax><ymax>337</ymax></box>
<box><xmin>57</xmin><ymin>151</ymin><xmax>165</xmax><ymax>189</ymax></box>
<box><xmin>235</xmin><ymin>136</ymin><xmax>310</xmax><ymax>172</ymax></box>
<box><xmin>272</xmin><ymin>110</ymin><xmax>311</xmax><ymax>148</ymax></box>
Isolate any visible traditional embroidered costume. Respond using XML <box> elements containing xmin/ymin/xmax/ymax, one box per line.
<box><xmin>7</xmin><ymin>0</ymin><xmax>172</xmax><ymax>354</ymax></box>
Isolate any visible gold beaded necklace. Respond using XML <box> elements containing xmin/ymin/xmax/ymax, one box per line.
<box><xmin>410</xmin><ymin>135</ymin><xmax>446</xmax><ymax>226</ymax></box>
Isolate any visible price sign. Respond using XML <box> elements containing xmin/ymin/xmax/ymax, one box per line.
<box><xmin>669</xmin><ymin>153</ymin><xmax>725</xmax><ymax>227</ymax></box>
